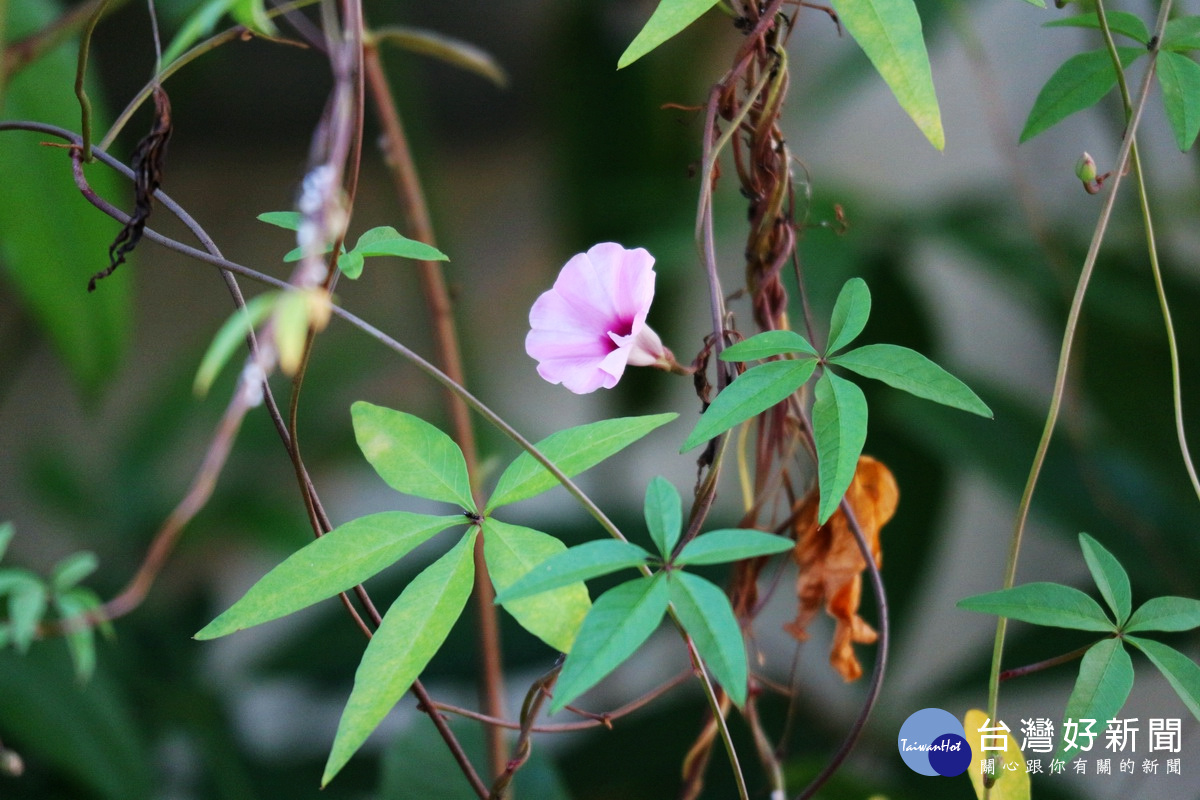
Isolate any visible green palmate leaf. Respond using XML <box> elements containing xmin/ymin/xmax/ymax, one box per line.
<box><xmin>720</xmin><ymin>330</ymin><xmax>818</xmax><ymax>361</ymax></box>
<box><xmin>957</xmin><ymin>582</ymin><xmax>1115</xmax><ymax>631</ymax></box>
<box><xmin>1157</xmin><ymin>51</ymin><xmax>1200</xmax><ymax>151</ymax></box>
<box><xmin>674</xmin><ymin>529</ymin><xmax>795</xmax><ymax>566</ymax></box>
<box><xmin>352</xmin><ymin>402</ymin><xmax>475</xmax><ymax>510</ymax></box>
<box><xmin>193</xmin><ymin>291</ymin><xmax>279</xmax><ymax>396</ymax></box>
<box><xmin>0</xmin><ymin>523</ymin><xmax>14</xmax><ymax>563</ymax></box>
<box><xmin>825</xmin><ymin>277</ymin><xmax>872</xmax><ymax>355</ymax></box>
<box><xmin>337</xmin><ymin>250</ymin><xmax>365</xmax><ymax>280</ymax></box>
<box><xmin>257</xmin><ymin>211</ymin><xmax>303</xmax><ymax>231</ymax></box>
<box><xmin>1021</xmin><ymin>46</ymin><xmax>1145</xmax><ymax>142</ymax></box>
<box><xmin>830</xmin><ymin>0</ymin><xmax>944</xmax><ymax>149</ymax></box>
<box><xmin>493</xmin><ymin>540</ymin><xmax>651</xmax><ymax>605</ymax></box>
<box><xmin>55</xmin><ymin>587</ymin><xmax>103</xmax><ymax>682</ymax></box>
<box><xmin>812</xmin><ymin>371</ymin><xmax>868</xmax><ymax>524</ymax></box>
<box><xmin>1163</xmin><ymin>16</ymin><xmax>1200</xmax><ymax>52</ymax></box>
<box><xmin>482</xmin><ymin>519</ymin><xmax>591</xmax><ymax>653</ymax></box>
<box><xmin>669</xmin><ymin>572</ymin><xmax>748</xmax><ymax>706</ymax></box>
<box><xmin>1125</xmin><ymin>596</ymin><xmax>1200</xmax><ymax>633</ymax></box>
<box><xmin>5</xmin><ymin>571</ymin><xmax>47</xmax><ymax>653</ymax></box>
<box><xmin>353</xmin><ymin>227</ymin><xmax>448</xmax><ymax>261</ymax></box>
<box><xmin>551</xmin><ymin>575</ymin><xmax>670</xmax><ymax>713</ymax></box>
<box><xmin>50</xmin><ymin>552</ymin><xmax>99</xmax><ymax>594</ymax></box>
<box><xmin>617</xmin><ymin>0</ymin><xmax>720</xmax><ymax>69</ymax></box>
<box><xmin>831</xmin><ymin>343</ymin><xmax>993</xmax><ymax>417</ymax></box>
<box><xmin>323</xmin><ymin>530</ymin><xmax>477</xmax><ymax>786</ymax></box>
<box><xmin>1078</xmin><ymin>533</ymin><xmax>1131</xmax><ymax>625</ymax></box>
<box><xmin>1056</xmin><ymin>638</ymin><xmax>1133</xmax><ymax>762</ymax></box>
<box><xmin>486</xmin><ymin>413</ymin><xmax>676</xmax><ymax>512</ymax></box>
<box><xmin>1045</xmin><ymin>12</ymin><xmax>1150</xmax><ymax>44</ymax></box>
<box><xmin>680</xmin><ymin>360</ymin><xmax>817</xmax><ymax>452</ymax></box>
<box><xmin>1126</xmin><ymin>636</ymin><xmax>1200</xmax><ymax>722</ymax></box>
<box><xmin>195</xmin><ymin>512</ymin><xmax>464</xmax><ymax>639</ymax></box>
<box><xmin>644</xmin><ymin>477</ymin><xmax>682</xmax><ymax>559</ymax></box>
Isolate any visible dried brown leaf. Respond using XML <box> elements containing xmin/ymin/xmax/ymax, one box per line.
<box><xmin>785</xmin><ymin>455</ymin><xmax>897</xmax><ymax>681</ymax></box>
<box><xmin>89</xmin><ymin>85</ymin><xmax>171</xmax><ymax>291</ymax></box>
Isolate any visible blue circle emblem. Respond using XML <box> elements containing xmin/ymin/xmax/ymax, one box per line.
<box><xmin>897</xmin><ymin>708</ymin><xmax>971</xmax><ymax>776</ymax></box>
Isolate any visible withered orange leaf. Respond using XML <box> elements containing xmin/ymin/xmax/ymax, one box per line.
<box><xmin>785</xmin><ymin>455</ymin><xmax>897</xmax><ymax>681</ymax></box>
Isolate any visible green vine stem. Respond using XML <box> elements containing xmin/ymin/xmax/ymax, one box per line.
<box><xmin>72</xmin><ymin>0</ymin><xmax>113</xmax><ymax>161</ymax></box>
<box><xmin>985</xmin><ymin>0</ymin><xmax>1174</xmax><ymax>750</ymax></box>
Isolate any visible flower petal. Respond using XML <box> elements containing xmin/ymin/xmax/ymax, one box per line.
<box><xmin>525</xmin><ymin>243</ymin><xmax>661</xmax><ymax>394</ymax></box>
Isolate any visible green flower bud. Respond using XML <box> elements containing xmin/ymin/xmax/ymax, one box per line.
<box><xmin>1075</xmin><ymin>152</ymin><xmax>1097</xmax><ymax>183</ymax></box>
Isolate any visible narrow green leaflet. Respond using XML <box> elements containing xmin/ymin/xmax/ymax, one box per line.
<box><xmin>229</xmin><ymin>0</ymin><xmax>278</xmax><ymax>37</ymax></box>
<box><xmin>669</xmin><ymin>572</ymin><xmax>748</xmax><ymax>706</ymax></box>
<box><xmin>323</xmin><ymin>530</ymin><xmax>477</xmax><ymax>786</ymax></box>
<box><xmin>957</xmin><ymin>582</ymin><xmax>1115</xmax><ymax>632</ymax></box>
<box><xmin>163</xmin><ymin>0</ymin><xmax>236</xmax><ymax>66</ymax></box>
<box><xmin>195</xmin><ymin>512</ymin><xmax>464</xmax><ymax>639</ymax></box>
<box><xmin>830</xmin><ymin>344</ymin><xmax>992</xmax><ymax>417</ymax></box>
<box><xmin>674</xmin><ymin>529</ymin><xmax>794</xmax><ymax>566</ymax></box>
<box><xmin>1126</xmin><ymin>636</ymin><xmax>1200</xmax><ymax>721</ymax></box>
<box><xmin>720</xmin><ymin>330</ymin><xmax>818</xmax><ymax>361</ymax></box>
<box><xmin>0</xmin><ymin>523</ymin><xmax>13</xmax><ymax>562</ymax></box>
<box><xmin>825</xmin><ymin>277</ymin><xmax>872</xmax><ymax>355</ymax></box>
<box><xmin>1157</xmin><ymin>50</ymin><xmax>1200</xmax><ymax>152</ymax></box>
<box><xmin>257</xmin><ymin>211</ymin><xmax>302</xmax><ymax>230</ymax></box>
<box><xmin>1163</xmin><ymin>16</ymin><xmax>1200</xmax><ymax>52</ymax></box>
<box><xmin>1021</xmin><ymin>47</ymin><xmax>1145</xmax><ymax>142</ymax></box>
<box><xmin>353</xmin><ymin>226</ymin><xmax>448</xmax><ymax>261</ymax></box>
<box><xmin>830</xmin><ymin>0</ymin><xmax>944</xmax><ymax>149</ymax></box>
<box><xmin>163</xmin><ymin>0</ymin><xmax>276</xmax><ymax>67</ymax></box>
<box><xmin>486</xmin><ymin>413</ymin><xmax>676</xmax><ymax>512</ymax></box>
<box><xmin>6</xmin><ymin>572</ymin><xmax>47</xmax><ymax>652</ymax></box>
<box><xmin>1056</xmin><ymin>638</ymin><xmax>1133</xmax><ymax>762</ymax></box>
<box><xmin>681</xmin><ymin>360</ymin><xmax>817</xmax><ymax>452</ymax></box>
<box><xmin>1078</xmin><ymin>533</ymin><xmax>1131</xmax><ymax>625</ymax></box>
<box><xmin>617</xmin><ymin>0</ymin><xmax>720</xmax><ymax>69</ymax></box>
<box><xmin>351</xmin><ymin>402</ymin><xmax>475</xmax><ymax>510</ymax></box>
<box><xmin>644</xmin><ymin>477</ymin><xmax>682</xmax><ymax>559</ymax></box>
<box><xmin>1044</xmin><ymin>12</ymin><xmax>1150</xmax><ymax>44</ymax></box>
<box><xmin>55</xmin><ymin>587</ymin><xmax>102</xmax><ymax>682</ymax></box>
<box><xmin>812</xmin><ymin>371</ymin><xmax>868</xmax><ymax>524</ymax></box>
<box><xmin>482</xmin><ymin>518</ymin><xmax>591</xmax><ymax>653</ymax></box>
<box><xmin>1125</xmin><ymin>596</ymin><xmax>1200</xmax><ymax>633</ymax></box>
<box><xmin>337</xmin><ymin>251</ymin><xmax>365</xmax><ymax>280</ymax></box>
<box><xmin>193</xmin><ymin>291</ymin><xmax>279</xmax><ymax>396</ymax></box>
<box><xmin>551</xmin><ymin>575</ymin><xmax>670</xmax><ymax>713</ymax></box>
<box><xmin>50</xmin><ymin>552</ymin><xmax>99</xmax><ymax>594</ymax></box>
<box><xmin>373</xmin><ymin>26</ymin><xmax>509</xmax><ymax>88</ymax></box>
<box><xmin>493</xmin><ymin>540</ymin><xmax>652</xmax><ymax>605</ymax></box>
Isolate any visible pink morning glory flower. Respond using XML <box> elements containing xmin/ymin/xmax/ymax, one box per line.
<box><xmin>526</xmin><ymin>243</ymin><xmax>672</xmax><ymax>394</ymax></box>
